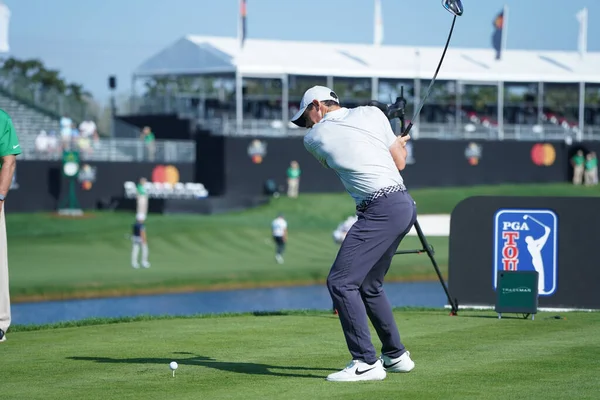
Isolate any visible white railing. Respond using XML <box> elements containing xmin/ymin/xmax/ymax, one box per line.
<box><xmin>18</xmin><ymin>135</ymin><xmax>196</xmax><ymax>162</ymax></box>
<box><xmin>197</xmin><ymin>117</ymin><xmax>600</xmax><ymax>142</ymax></box>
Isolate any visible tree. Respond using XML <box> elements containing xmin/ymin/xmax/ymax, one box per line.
<box><xmin>0</xmin><ymin>56</ymin><xmax>96</xmax><ymax>123</ymax></box>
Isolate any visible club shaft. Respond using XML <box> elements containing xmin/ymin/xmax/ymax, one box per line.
<box><xmin>527</xmin><ymin>215</ymin><xmax>548</xmax><ymax>229</ymax></box>
<box><xmin>402</xmin><ymin>15</ymin><xmax>457</xmax><ymax>137</ymax></box>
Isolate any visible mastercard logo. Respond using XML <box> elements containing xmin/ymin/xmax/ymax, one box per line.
<box><xmin>152</xmin><ymin>165</ymin><xmax>180</xmax><ymax>184</ymax></box>
<box><xmin>531</xmin><ymin>144</ymin><xmax>556</xmax><ymax>167</ymax></box>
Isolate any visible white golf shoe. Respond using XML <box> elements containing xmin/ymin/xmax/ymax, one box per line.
<box><xmin>142</xmin><ymin>262</ymin><xmax>151</xmax><ymax>269</ymax></box>
<box><xmin>326</xmin><ymin>359</ymin><xmax>386</xmax><ymax>382</ymax></box>
<box><xmin>381</xmin><ymin>350</ymin><xmax>415</xmax><ymax>373</ymax></box>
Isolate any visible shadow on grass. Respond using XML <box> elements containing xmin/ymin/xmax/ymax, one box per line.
<box><xmin>67</xmin><ymin>353</ymin><xmax>332</xmax><ymax>379</ymax></box>
<box><xmin>458</xmin><ymin>314</ymin><xmax>533</xmax><ymax>320</ymax></box>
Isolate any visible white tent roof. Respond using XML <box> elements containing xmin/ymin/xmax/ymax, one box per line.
<box><xmin>134</xmin><ymin>35</ymin><xmax>600</xmax><ymax>84</ymax></box>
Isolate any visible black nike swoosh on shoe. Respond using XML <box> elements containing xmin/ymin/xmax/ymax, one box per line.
<box><xmin>355</xmin><ymin>367</ymin><xmax>376</xmax><ymax>375</ymax></box>
<box><xmin>383</xmin><ymin>360</ymin><xmax>402</xmax><ymax>369</ymax></box>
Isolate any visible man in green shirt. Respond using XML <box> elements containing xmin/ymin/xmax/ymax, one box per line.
<box><xmin>584</xmin><ymin>152</ymin><xmax>598</xmax><ymax>186</ymax></box>
<box><xmin>286</xmin><ymin>160</ymin><xmax>301</xmax><ymax>198</ymax></box>
<box><xmin>141</xmin><ymin>126</ymin><xmax>156</xmax><ymax>161</ymax></box>
<box><xmin>136</xmin><ymin>177</ymin><xmax>148</xmax><ymax>218</ymax></box>
<box><xmin>0</xmin><ymin>109</ymin><xmax>21</xmax><ymax>343</ymax></box>
<box><xmin>571</xmin><ymin>150</ymin><xmax>585</xmax><ymax>185</ymax></box>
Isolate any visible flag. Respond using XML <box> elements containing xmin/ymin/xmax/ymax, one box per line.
<box><xmin>0</xmin><ymin>2</ymin><xmax>10</xmax><ymax>53</ymax></box>
<box><xmin>239</xmin><ymin>0</ymin><xmax>247</xmax><ymax>49</ymax></box>
<box><xmin>374</xmin><ymin>0</ymin><xmax>383</xmax><ymax>46</ymax></box>
<box><xmin>576</xmin><ymin>8</ymin><xmax>588</xmax><ymax>57</ymax></box>
<box><xmin>492</xmin><ymin>9</ymin><xmax>504</xmax><ymax>60</ymax></box>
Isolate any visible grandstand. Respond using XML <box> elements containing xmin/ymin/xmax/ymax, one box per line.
<box><xmin>129</xmin><ymin>35</ymin><xmax>600</xmax><ymax>141</ymax></box>
<box><xmin>0</xmin><ymin>78</ymin><xmax>195</xmax><ymax>162</ymax></box>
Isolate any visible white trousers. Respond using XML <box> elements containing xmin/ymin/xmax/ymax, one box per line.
<box><xmin>131</xmin><ymin>237</ymin><xmax>149</xmax><ymax>266</ymax></box>
<box><xmin>0</xmin><ymin>204</ymin><xmax>10</xmax><ymax>332</ymax></box>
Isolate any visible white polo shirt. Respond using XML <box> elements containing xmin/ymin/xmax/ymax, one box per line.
<box><xmin>272</xmin><ymin>217</ymin><xmax>287</xmax><ymax>237</ymax></box>
<box><xmin>303</xmin><ymin>106</ymin><xmax>404</xmax><ymax>205</ymax></box>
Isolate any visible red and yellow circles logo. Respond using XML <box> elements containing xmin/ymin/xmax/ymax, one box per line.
<box><xmin>152</xmin><ymin>165</ymin><xmax>180</xmax><ymax>184</ymax></box>
<box><xmin>531</xmin><ymin>144</ymin><xmax>556</xmax><ymax>166</ymax></box>
<box><xmin>464</xmin><ymin>143</ymin><xmax>482</xmax><ymax>166</ymax></box>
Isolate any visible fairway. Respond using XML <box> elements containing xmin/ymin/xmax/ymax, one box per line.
<box><xmin>4</xmin><ymin>309</ymin><xmax>600</xmax><ymax>399</ymax></box>
<box><xmin>6</xmin><ymin>183</ymin><xmax>600</xmax><ymax>302</ymax></box>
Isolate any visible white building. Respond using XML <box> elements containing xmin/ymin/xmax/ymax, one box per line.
<box><xmin>132</xmin><ymin>35</ymin><xmax>600</xmax><ymax>141</ymax></box>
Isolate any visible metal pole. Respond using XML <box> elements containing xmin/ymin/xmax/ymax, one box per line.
<box><xmin>414</xmin><ymin>78</ymin><xmax>421</xmax><ymax>139</ymax></box>
<box><xmin>282</xmin><ymin>74</ymin><xmax>289</xmax><ymax>133</ymax></box>
<box><xmin>455</xmin><ymin>80</ymin><xmax>461</xmax><ymax>135</ymax></box>
<box><xmin>236</xmin><ymin>70</ymin><xmax>243</xmax><ymax>133</ymax></box>
<box><xmin>578</xmin><ymin>81</ymin><xmax>585</xmax><ymax>142</ymax></box>
<box><xmin>371</xmin><ymin>76</ymin><xmax>379</xmax><ymax>102</ymax></box>
<box><xmin>537</xmin><ymin>82</ymin><xmax>544</xmax><ymax>125</ymax></box>
<box><xmin>497</xmin><ymin>81</ymin><xmax>504</xmax><ymax>140</ymax></box>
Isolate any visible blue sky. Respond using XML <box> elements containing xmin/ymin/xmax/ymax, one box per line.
<box><xmin>3</xmin><ymin>0</ymin><xmax>598</xmax><ymax>104</ymax></box>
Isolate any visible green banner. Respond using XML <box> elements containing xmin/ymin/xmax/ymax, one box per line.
<box><xmin>62</xmin><ymin>150</ymin><xmax>80</xmax><ymax>178</ymax></box>
<box><xmin>495</xmin><ymin>271</ymin><xmax>539</xmax><ymax>315</ymax></box>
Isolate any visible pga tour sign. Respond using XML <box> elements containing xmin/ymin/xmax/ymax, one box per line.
<box><xmin>493</xmin><ymin>209</ymin><xmax>558</xmax><ymax>296</ymax></box>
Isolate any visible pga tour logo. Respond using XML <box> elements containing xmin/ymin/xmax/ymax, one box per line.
<box><xmin>493</xmin><ymin>209</ymin><xmax>558</xmax><ymax>296</ymax></box>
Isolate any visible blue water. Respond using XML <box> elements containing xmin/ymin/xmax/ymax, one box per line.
<box><xmin>11</xmin><ymin>281</ymin><xmax>447</xmax><ymax>326</ymax></box>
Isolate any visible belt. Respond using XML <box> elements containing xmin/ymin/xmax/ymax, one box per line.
<box><xmin>356</xmin><ymin>184</ymin><xmax>406</xmax><ymax>212</ymax></box>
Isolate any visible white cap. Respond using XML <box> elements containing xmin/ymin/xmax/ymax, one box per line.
<box><xmin>136</xmin><ymin>213</ymin><xmax>146</xmax><ymax>221</ymax></box>
<box><xmin>290</xmin><ymin>86</ymin><xmax>340</xmax><ymax>127</ymax></box>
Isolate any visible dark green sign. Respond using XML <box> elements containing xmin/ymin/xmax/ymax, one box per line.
<box><xmin>62</xmin><ymin>150</ymin><xmax>80</xmax><ymax>177</ymax></box>
<box><xmin>58</xmin><ymin>150</ymin><xmax>82</xmax><ymax>214</ymax></box>
<box><xmin>495</xmin><ymin>271</ymin><xmax>539</xmax><ymax>316</ymax></box>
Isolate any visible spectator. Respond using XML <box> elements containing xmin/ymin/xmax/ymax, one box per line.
<box><xmin>333</xmin><ymin>215</ymin><xmax>358</xmax><ymax>245</ymax></box>
<box><xmin>571</xmin><ymin>150</ymin><xmax>585</xmax><ymax>185</ymax></box>
<box><xmin>47</xmin><ymin>131</ymin><xmax>59</xmax><ymax>158</ymax></box>
<box><xmin>141</xmin><ymin>126</ymin><xmax>156</xmax><ymax>161</ymax></box>
<box><xmin>286</xmin><ymin>160</ymin><xmax>301</xmax><ymax>198</ymax></box>
<box><xmin>35</xmin><ymin>130</ymin><xmax>49</xmax><ymax>158</ymax></box>
<box><xmin>60</xmin><ymin>115</ymin><xmax>73</xmax><ymax>150</ymax></box>
<box><xmin>136</xmin><ymin>177</ymin><xmax>148</xmax><ymax>218</ymax></box>
<box><xmin>78</xmin><ymin>119</ymin><xmax>99</xmax><ymax>156</ymax></box>
<box><xmin>584</xmin><ymin>152</ymin><xmax>598</xmax><ymax>186</ymax></box>
<box><xmin>271</xmin><ymin>213</ymin><xmax>287</xmax><ymax>264</ymax></box>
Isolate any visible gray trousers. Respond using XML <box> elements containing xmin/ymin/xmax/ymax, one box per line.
<box><xmin>327</xmin><ymin>190</ymin><xmax>417</xmax><ymax>364</ymax></box>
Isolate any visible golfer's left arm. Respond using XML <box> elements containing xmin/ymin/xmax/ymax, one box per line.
<box><xmin>374</xmin><ymin>107</ymin><xmax>409</xmax><ymax>171</ymax></box>
<box><xmin>389</xmin><ymin>136</ymin><xmax>410</xmax><ymax>171</ymax></box>
<box><xmin>0</xmin><ymin>155</ymin><xmax>16</xmax><ymax>198</ymax></box>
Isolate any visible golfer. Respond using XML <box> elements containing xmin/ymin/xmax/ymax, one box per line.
<box><xmin>0</xmin><ymin>109</ymin><xmax>21</xmax><ymax>343</ymax></box>
<box><xmin>291</xmin><ymin>86</ymin><xmax>417</xmax><ymax>382</ymax></box>
<box><xmin>271</xmin><ymin>213</ymin><xmax>287</xmax><ymax>264</ymax></box>
<box><xmin>131</xmin><ymin>213</ymin><xmax>150</xmax><ymax>269</ymax></box>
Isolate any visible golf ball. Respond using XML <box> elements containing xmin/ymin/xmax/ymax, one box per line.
<box><xmin>170</xmin><ymin>361</ymin><xmax>178</xmax><ymax>370</ymax></box>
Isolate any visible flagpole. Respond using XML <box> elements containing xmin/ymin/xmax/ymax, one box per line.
<box><xmin>578</xmin><ymin>7</ymin><xmax>588</xmax><ymax>59</ymax></box>
<box><xmin>373</xmin><ymin>0</ymin><xmax>383</xmax><ymax>46</ymax></box>
<box><xmin>501</xmin><ymin>4</ymin><xmax>508</xmax><ymax>58</ymax></box>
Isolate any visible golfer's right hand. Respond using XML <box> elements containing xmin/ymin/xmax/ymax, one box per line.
<box><xmin>399</xmin><ymin>134</ymin><xmax>411</xmax><ymax>147</ymax></box>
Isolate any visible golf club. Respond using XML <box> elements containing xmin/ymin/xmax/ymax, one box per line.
<box><xmin>400</xmin><ymin>0</ymin><xmax>464</xmax><ymax>137</ymax></box>
<box><xmin>523</xmin><ymin>215</ymin><xmax>549</xmax><ymax>229</ymax></box>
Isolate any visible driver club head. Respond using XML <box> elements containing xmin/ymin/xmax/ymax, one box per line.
<box><xmin>442</xmin><ymin>0</ymin><xmax>464</xmax><ymax>16</ymax></box>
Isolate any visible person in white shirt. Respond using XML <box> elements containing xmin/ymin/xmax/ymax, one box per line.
<box><xmin>333</xmin><ymin>215</ymin><xmax>358</xmax><ymax>245</ymax></box>
<box><xmin>291</xmin><ymin>86</ymin><xmax>417</xmax><ymax>382</ymax></box>
<box><xmin>35</xmin><ymin>130</ymin><xmax>49</xmax><ymax>157</ymax></box>
<box><xmin>59</xmin><ymin>115</ymin><xmax>73</xmax><ymax>149</ymax></box>
<box><xmin>271</xmin><ymin>213</ymin><xmax>287</xmax><ymax>264</ymax></box>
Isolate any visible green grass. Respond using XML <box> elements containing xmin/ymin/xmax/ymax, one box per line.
<box><xmin>3</xmin><ymin>310</ymin><xmax>600</xmax><ymax>399</ymax></box>
<box><xmin>7</xmin><ymin>183</ymin><xmax>600</xmax><ymax>302</ymax></box>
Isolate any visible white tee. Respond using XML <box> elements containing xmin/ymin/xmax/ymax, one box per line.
<box><xmin>271</xmin><ymin>217</ymin><xmax>287</xmax><ymax>237</ymax></box>
<box><xmin>304</xmin><ymin>106</ymin><xmax>403</xmax><ymax>205</ymax></box>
